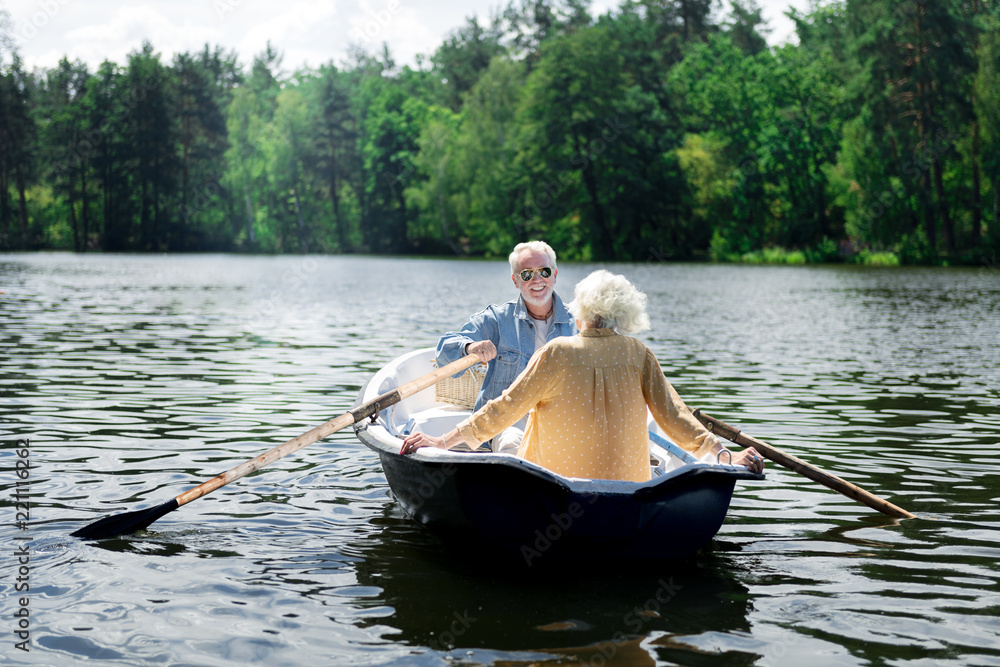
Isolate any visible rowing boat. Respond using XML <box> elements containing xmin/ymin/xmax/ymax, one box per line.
<box><xmin>353</xmin><ymin>348</ymin><xmax>763</xmax><ymax>562</ymax></box>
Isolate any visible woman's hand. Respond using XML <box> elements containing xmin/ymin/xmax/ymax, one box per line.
<box><xmin>731</xmin><ymin>447</ymin><xmax>765</xmax><ymax>473</ymax></box>
<box><xmin>399</xmin><ymin>432</ymin><xmax>447</xmax><ymax>455</ymax></box>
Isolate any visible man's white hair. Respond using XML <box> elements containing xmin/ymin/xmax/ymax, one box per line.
<box><xmin>508</xmin><ymin>241</ymin><xmax>557</xmax><ymax>274</ymax></box>
<box><xmin>569</xmin><ymin>270</ymin><xmax>651</xmax><ymax>334</ymax></box>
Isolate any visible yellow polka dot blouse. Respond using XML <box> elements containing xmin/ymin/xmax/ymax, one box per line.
<box><xmin>457</xmin><ymin>329</ymin><xmax>721</xmax><ymax>482</ymax></box>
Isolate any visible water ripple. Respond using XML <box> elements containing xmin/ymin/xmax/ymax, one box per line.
<box><xmin>2</xmin><ymin>255</ymin><xmax>1000</xmax><ymax>665</ymax></box>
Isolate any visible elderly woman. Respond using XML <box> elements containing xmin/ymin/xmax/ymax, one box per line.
<box><xmin>401</xmin><ymin>270</ymin><xmax>764</xmax><ymax>481</ymax></box>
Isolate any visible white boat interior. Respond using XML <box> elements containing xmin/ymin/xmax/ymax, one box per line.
<box><xmin>361</xmin><ymin>348</ymin><xmax>745</xmax><ymax>487</ymax></box>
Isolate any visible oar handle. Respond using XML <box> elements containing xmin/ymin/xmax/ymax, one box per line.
<box><xmin>174</xmin><ymin>354</ymin><xmax>481</xmax><ymax>507</ymax></box>
<box><xmin>693</xmin><ymin>409</ymin><xmax>915</xmax><ymax>520</ymax></box>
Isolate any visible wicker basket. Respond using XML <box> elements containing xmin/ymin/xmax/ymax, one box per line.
<box><xmin>433</xmin><ymin>360</ymin><xmax>485</xmax><ymax>409</ymax></box>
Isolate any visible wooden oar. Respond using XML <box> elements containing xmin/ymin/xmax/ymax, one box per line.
<box><xmin>693</xmin><ymin>409</ymin><xmax>915</xmax><ymax>520</ymax></box>
<box><xmin>71</xmin><ymin>354</ymin><xmax>481</xmax><ymax>539</ymax></box>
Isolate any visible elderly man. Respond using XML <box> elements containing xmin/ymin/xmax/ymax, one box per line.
<box><xmin>435</xmin><ymin>241</ymin><xmax>578</xmax><ymax>451</ymax></box>
<box><xmin>405</xmin><ymin>270</ymin><xmax>765</xmax><ymax>479</ymax></box>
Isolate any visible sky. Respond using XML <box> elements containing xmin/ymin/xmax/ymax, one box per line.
<box><xmin>2</xmin><ymin>0</ymin><xmax>811</xmax><ymax>73</ymax></box>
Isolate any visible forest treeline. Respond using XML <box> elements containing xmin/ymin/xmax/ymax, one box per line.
<box><xmin>1</xmin><ymin>0</ymin><xmax>999</xmax><ymax>264</ymax></box>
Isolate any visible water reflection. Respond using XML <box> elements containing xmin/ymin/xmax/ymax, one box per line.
<box><xmin>348</xmin><ymin>506</ymin><xmax>757</xmax><ymax>665</ymax></box>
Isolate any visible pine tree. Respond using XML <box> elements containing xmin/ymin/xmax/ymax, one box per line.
<box><xmin>846</xmin><ymin>0</ymin><xmax>975</xmax><ymax>256</ymax></box>
<box><xmin>975</xmin><ymin>14</ymin><xmax>1000</xmax><ymax>251</ymax></box>
<box><xmin>38</xmin><ymin>58</ymin><xmax>91</xmax><ymax>251</ymax></box>
<box><xmin>0</xmin><ymin>16</ymin><xmax>35</xmax><ymax>249</ymax></box>
<box><xmin>308</xmin><ymin>64</ymin><xmax>359</xmax><ymax>251</ymax></box>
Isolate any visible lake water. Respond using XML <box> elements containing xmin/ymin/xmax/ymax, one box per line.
<box><xmin>2</xmin><ymin>252</ymin><xmax>999</xmax><ymax>666</ymax></box>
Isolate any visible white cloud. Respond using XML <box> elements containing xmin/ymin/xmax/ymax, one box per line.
<box><xmin>756</xmin><ymin>0</ymin><xmax>810</xmax><ymax>44</ymax></box>
<box><xmin>10</xmin><ymin>2</ymin><xmax>224</xmax><ymax>69</ymax></box>
<box><xmin>370</xmin><ymin>5</ymin><xmax>439</xmax><ymax>66</ymax></box>
<box><xmin>236</xmin><ymin>1</ymin><xmax>342</xmax><ymax>70</ymax></box>
<box><xmin>62</xmin><ymin>6</ymin><xmax>220</xmax><ymax>65</ymax></box>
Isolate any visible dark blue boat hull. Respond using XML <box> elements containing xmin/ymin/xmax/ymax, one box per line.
<box><xmin>361</xmin><ymin>426</ymin><xmax>752</xmax><ymax>562</ymax></box>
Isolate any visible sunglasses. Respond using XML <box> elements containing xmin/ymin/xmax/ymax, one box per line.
<box><xmin>518</xmin><ymin>267</ymin><xmax>553</xmax><ymax>282</ymax></box>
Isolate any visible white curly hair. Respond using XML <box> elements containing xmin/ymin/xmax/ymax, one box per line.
<box><xmin>508</xmin><ymin>241</ymin><xmax>557</xmax><ymax>274</ymax></box>
<box><xmin>568</xmin><ymin>270</ymin><xmax>651</xmax><ymax>334</ymax></box>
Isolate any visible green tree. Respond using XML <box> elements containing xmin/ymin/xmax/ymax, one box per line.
<box><xmin>173</xmin><ymin>46</ymin><xmax>240</xmax><ymax>250</ymax></box>
<box><xmin>765</xmin><ymin>43</ymin><xmax>845</xmax><ymax>245</ymax></box>
<box><xmin>675</xmin><ymin>132</ymin><xmax>737</xmax><ymax>252</ymax></box>
<box><xmin>85</xmin><ymin>60</ymin><xmax>130</xmax><ymax>250</ymax></box>
<box><xmin>669</xmin><ymin>34</ymin><xmax>773</xmax><ymax>256</ymax></box>
<box><xmin>502</xmin><ymin>0</ymin><xmax>592</xmax><ymax>62</ymax></box>
<box><xmin>405</xmin><ymin>104</ymin><xmax>463</xmax><ymax>253</ymax></box>
<box><xmin>360</xmin><ymin>76</ymin><xmax>428</xmax><ymax>252</ymax></box>
<box><xmin>405</xmin><ymin>56</ymin><xmax>531</xmax><ymax>256</ymax></box>
<box><xmin>120</xmin><ymin>41</ymin><xmax>178</xmax><ymax>250</ymax></box>
<box><xmin>264</xmin><ymin>84</ymin><xmax>314</xmax><ymax>251</ymax></box>
<box><xmin>224</xmin><ymin>44</ymin><xmax>282</xmax><ymax>250</ymax></box>
<box><xmin>451</xmin><ymin>56</ymin><xmax>528</xmax><ymax>255</ymax></box>
<box><xmin>432</xmin><ymin>15</ymin><xmax>506</xmax><ymax>110</ymax></box>
<box><xmin>618</xmin><ymin>0</ymin><xmax>719</xmax><ymax>50</ymax></box>
<box><xmin>845</xmin><ymin>0</ymin><xmax>975</xmax><ymax>256</ymax></box>
<box><xmin>0</xmin><ymin>53</ymin><xmax>35</xmax><ymax>248</ymax></box>
<box><xmin>305</xmin><ymin>63</ymin><xmax>360</xmax><ymax>251</ymax></box>
<box><xmin>726</xmin><ymin>0</ymin><xmax>770</xmax><ymax>55</ymax></box>
<box><xmin>519</xmin><ymin>25</ymin><xmax>651</xmax><ymax>259</ymax></box>
<box><xmin>38</xmin><ymin>58</ymin><xmax>92</xmax><ymax>251</ymax></box>
<box><xmin>975</xmin><ymin>14</ymin><xmax>1000</xmax><ymax>251</ymax></box>
<box><xmin>604</xmin><ymin>0</ymin><xmax>717</xmax><ymax>103</ymax></box>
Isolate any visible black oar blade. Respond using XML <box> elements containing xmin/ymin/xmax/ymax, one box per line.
<box><xmin>71</xmin><ymin>499</ymin><xmax>180</xmax><ymax>539</ymax></box>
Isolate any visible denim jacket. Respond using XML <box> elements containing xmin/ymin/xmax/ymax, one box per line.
<box><xmin>436</xmin><ymin>293</ymin><xmax>577</xmax><ymax>412</ymax></box>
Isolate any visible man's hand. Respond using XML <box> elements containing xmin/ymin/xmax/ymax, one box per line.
<box><xmin>466</xmin><ymin>340</ymin><xmax>497</xmax><ymax>363</ymax></box>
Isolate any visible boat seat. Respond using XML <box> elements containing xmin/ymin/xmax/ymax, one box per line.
<box><xmin>400</xmin><ymin>405</ymin><xmax>472</xmax><ymax>438</ymax></box>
